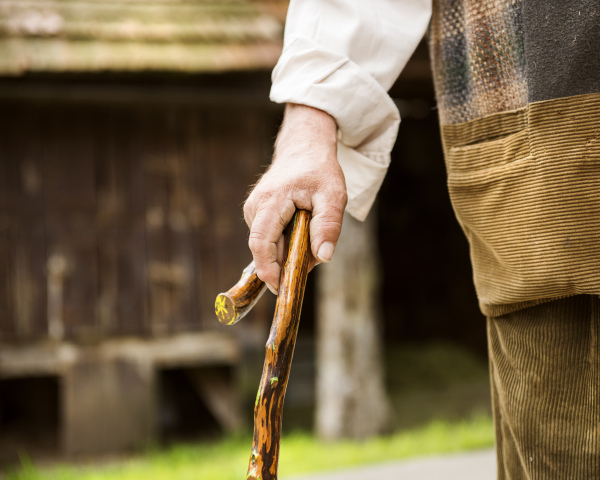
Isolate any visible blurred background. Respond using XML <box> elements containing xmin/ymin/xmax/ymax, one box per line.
<box><xmin>0</xmin><ymin>0</ymin><xmax>490</xmax><ymax>476</ymax></box>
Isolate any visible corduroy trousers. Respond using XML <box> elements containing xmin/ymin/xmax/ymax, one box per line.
<box><xmin>488</xmin><ymin>295</ymin><xmax>600</xmax><ymax>479</ymax></box>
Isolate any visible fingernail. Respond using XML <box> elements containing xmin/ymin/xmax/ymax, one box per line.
<box><xmin>317</xmin><ymin>242</ymin><xmax>335</xmax><ymax>263</ymax></box>
<box><xmin>266</xmin><ymin>283</ymin><xmax>279</xmax><ymax>296</ymax></box>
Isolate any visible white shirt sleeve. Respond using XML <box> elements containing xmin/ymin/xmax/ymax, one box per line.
<box><xmin>270</xmin><ymin>0</ymin><xmax>432</xmax><ymax>221</ymax></box>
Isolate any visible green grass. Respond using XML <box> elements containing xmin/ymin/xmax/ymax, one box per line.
<box><xmin>6</xmin><ymin>414</ymin><xmax>494</xmax><ymax>480</ymax></box>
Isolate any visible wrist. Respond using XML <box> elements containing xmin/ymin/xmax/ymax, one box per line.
<box><xmin>277</xmin><ymin>104</ymin><xmax>338</xmax><ymax>157</ymax></box>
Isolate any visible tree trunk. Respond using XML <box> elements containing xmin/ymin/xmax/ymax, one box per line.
<box><xmin>316</xmin><ymin>210</ymin><xmax>390</xmax><ymax>440</ymax></box>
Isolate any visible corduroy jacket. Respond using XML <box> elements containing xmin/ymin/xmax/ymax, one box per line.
<box><xmin>431</xmin><ymin>0</ymin><xmax>600</xmax><ymax>315</ymax></box>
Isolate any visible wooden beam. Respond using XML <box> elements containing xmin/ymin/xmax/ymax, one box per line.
<box><xmin>0</xmin><ymin>83</ymin><xmax>283</xmax><ymax>109</ymax></box>
<box><xmin>0</xmin><ymin>331</ymin><xmax>240</xmax><ymax>379</ymax></box>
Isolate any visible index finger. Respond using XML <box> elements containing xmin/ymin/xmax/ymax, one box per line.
<box><xmin>247</xmin><ymin>197</ymin><xmax>296</xmax><ymax>293</ymax></box>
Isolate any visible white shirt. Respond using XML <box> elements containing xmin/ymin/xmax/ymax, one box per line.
<box><xmin>270</xmin><ymin>0</ymin><xmax>432</xmax><ymax>221</ymax></box>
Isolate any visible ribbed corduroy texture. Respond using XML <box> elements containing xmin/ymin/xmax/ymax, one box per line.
<box><xmin>488</xmin><ymin>295</ymin><xmax>600</xmax><ymax>479</ymax></box>
<box><xmin>442</xmin><ymin>92</ymin><xmax>600</xmax><ymax>316</ymax></box>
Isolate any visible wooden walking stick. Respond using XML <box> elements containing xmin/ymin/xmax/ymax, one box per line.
<box><xmin>215</xmin><ymin>209</ymin><xmax>311</xmax><ymax>480</ymax></box>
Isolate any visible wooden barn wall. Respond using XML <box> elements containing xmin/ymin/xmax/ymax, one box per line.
<box><xmin>0</xmin><ymin>101</ymin><xmax>277</xmax><ymax>342</ymax></box>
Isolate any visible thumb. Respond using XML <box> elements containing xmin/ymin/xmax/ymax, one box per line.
<box><xmin>309</xmin><ymin>189</ymin><xmax>346</xmax><ymax>264</ymax></box>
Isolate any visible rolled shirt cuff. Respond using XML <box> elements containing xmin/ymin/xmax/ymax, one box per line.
<box><xmin>270</xmin><ymin>36</ymin><xmax>400</xmax><ymax>221</ymax></box>
<box><xmin>336</xmin><ymin>142</ymin><xmax>389</xmax><ymax>221</ymax></box>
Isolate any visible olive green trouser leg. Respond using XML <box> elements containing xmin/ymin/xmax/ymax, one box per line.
<box><xmin>488</xmin><ymin>295</ymin><xmax>600</xmax><ymax>480</ymax></box>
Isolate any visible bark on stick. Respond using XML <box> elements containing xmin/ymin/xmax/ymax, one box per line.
<box><xmin>247</xmin><ymin>210</ymin><xmax>311</xmax><ymax>480</ymax></box>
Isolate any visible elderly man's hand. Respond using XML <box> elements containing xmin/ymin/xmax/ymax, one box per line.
<box><xmin>244</xmin><ymin>104</ymin><xmax>347</xmax><ymax>294</ymax></box>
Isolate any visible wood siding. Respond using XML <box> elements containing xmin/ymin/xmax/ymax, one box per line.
<box><xmin>0</xmin><ymin>100</ymin><xmax>276</xmax><ymax>341</ymax></box>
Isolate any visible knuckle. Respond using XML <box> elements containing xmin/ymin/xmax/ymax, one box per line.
<box><xmin>248</xmin><ymin>235</ymin><xmax>266</xmax><ymax>254</ymax></box>
<box><xmin>255</xmin><ymin>265</ymin><xmax>269</xmax><ymax>280</ymax></box>
<box><xmin>255</xmin><ymin>189</ymin><xmax>275</xmax><ymax>204</ymax></box>
<box><xmin>311</xmin><ymin>212</ymin><xmax>343</xmax><ymax>244</ymax></box>
<box><xmin>319</xmin><ymin>201</ymin><xmax>345</xmax><ymax>222</ymax></box>
<box><xmin>248</xmin><ymin>184</ymin><xmax>276</xmax><ymax>208</ymax></box>
<box><xmin>338</xmin><ymin>189</ymin><xmax>348</xmax><ymax>207</ymax></box>
<box><xmin>329</xmin><ymin>183</ymin><xmax>348</xmax><ymax>207</ymax></box>
<box><xmin>255</xmin><ymin>263</ymin><xmax>278</xmax><ymax>285</ymax></box>
<box><xmin>292</xmin><ymin>188</ymin><xmax>313</xmax><ymax>209</ymax></box>
<box><xmin>317</xmin><ymin>219</ymin><xmax>342</xmax><ymax>237</ymax></box>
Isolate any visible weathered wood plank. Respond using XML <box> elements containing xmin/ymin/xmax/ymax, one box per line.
<box><xmin>188</xmin><ymin>110</ymin><xmax>218</xmax><ymax>329</ymax></box>
<box><xmin>41</xmin><ymin>109</ymin><xmax>96</xmax><ymax>211</ymax></box>
<box><xmin>0</xmin><ymin>107</ymin><xmax>17</xmax><ymax>339</ymax></box>
<box><xmin>0</xmin><ymin>229</ymin><xmax>14</xmax><ymax>340</ymax></box>
<box><xmin>96</xmin><ymin>109</ymin><xmax>148</xmax><ymax>336</ymax></box>
<box><xmin>0</xmin><ymin>105</ymin><xmax>17</xmax><ymax>213</ymax></box>
<box><xmin>42</xmin><ymin>110</ymin><xmax>98</xmax><ymax>340</ymax></box>
<box><xmin>162</xmin><ymin>108</ymin><xmax>200</xmax><ymax>333</ymax></box>
<box><xmin>141</xmin><ymin>111</ymin><xmax>173</xmax><ymax>336</ymax></box>
<box><xmin>0</xmin><ymin>331</ymin><xmax>240</xmax><ymax>379</ymax></box>
<box><xmin>12</xmin><ymin>223</ymin><xmax>47</xmax><ymax>339</ymax></box>
<box><xmin>5</xmin><ymin>106</ymin><xmax>47</xmax><ymax>340</ymax></box>
<box><xmin>45</xmin><ymin>215</ymin><xmax>98</xmax><ymax>340</ymax></box>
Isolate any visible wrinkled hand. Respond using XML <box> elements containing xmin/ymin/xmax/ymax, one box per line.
<box><xmin>244</xmin><ymin>104</ymin><xmax>347</xmax><ymax>295</ymax></box>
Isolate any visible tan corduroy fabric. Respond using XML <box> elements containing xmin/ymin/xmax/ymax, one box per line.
<box><xmin>488</xmin><ymin>295</ymin><xmax>600</xmax><ymax>479</ymax></box>
<box><xmin>441</xmin><ymin>92</ymin><xmax>600</xmax><ymax>316</ymax></box>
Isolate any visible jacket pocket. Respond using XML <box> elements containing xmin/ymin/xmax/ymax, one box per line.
<box><xmin>443</xmin><ymin>124</ymin><xmax>541</xmax><ymax>308</ymax></box>
<box><xmin>446</xmin><ymin>128</ymin><xmax>531</xmax><ymax>180</ymax></box>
